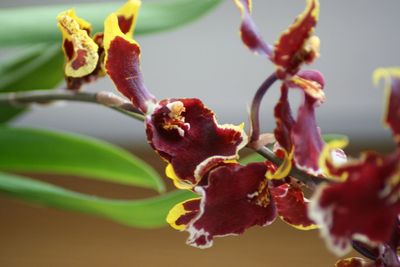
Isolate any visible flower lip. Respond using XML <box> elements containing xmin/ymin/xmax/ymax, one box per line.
<box><xmin>146</xmin><ymin>98</ymin><xmax>248</xmax><ymax>189</ymax></box>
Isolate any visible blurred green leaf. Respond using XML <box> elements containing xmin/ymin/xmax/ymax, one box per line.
<box><xmin>0</xmin><ymin>43</ymin><xmax>64</xmax><ymax>92</ymax></box>
<box><xmin>0</xmin><ymin>127</ymin><xmax>165</xmax><ymax>192</ymax></box>
<box><xmin>0</xmin><ymin>43</ymin><xmax>64</xmax><ymax>123</ymax></box>
<box><xmin>322</xmin><ymin>133</ymin><xmax>349</xmax><ymax>143</ymax></box>
<box><xmin>240</xmin><ymin>153</ymin><xmax>266</xmax><ymax>165</ymax></box>
<box><xmin>0</xmin><ymin>105</ymin><xmax>24</xmax><ymax>124</ymax></box>
<box><xmin>0</xmin><ymin>0</ymin><xmax>223</xmax><ymax>47</ymax></box>
<box><xmin>0</xmin><ymin>172</ymin><xmax>195</xmax><ymax>228</ymax></box>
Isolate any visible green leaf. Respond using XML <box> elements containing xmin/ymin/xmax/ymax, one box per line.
<box><xmin>0</xmin><ymin>105</ymin><xmax>24</xmax><ymax>124</ymax></box>
<box><xmin>240</xmin><ymin>153</ymin><xmax>266</xmax><ymax>165</ymax></box>
<box><xmin>0</xmin><ymin>43</ymin><xmax>64</xmax><ymax>123</ymax></box>
<box><xmin>0</xmin><ymin>43</ymin><xmax>64</xmax><ymax>92</ymax></box>
<box><xmin>0</xmin><ymin>0</ymin><xmax>223</xmax><ymax>47</ymax></box>
<box><xmin>0</xmin><ymin>172</ymin><xmax>195</xmax><ymax>228</ymax></box>
<box><xmin>0</xmin><ymin>127</ymin><xmax>165</xmax><ymax>192</ymax></box>
<box><xmin>322</xmin><ymin>133</ymin><xmax>349</xmax><ymax>143</ymax></box>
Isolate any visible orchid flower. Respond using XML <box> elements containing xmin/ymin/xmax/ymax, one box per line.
<box><xmin>57</xmin><ymin>0</ymin><xmax>140</xmax><ymax>89</ymax></box>
<box><xmin>103</xmin><ymin>10</ymin><xmax>248</xmax><ymax>190</ymax></box>
<box><xmin>234</xmin><ymin>0</ymin><xmax>329</xmax><ymax>178</ymax></box>
<box><xmin>309</xmin><ymin>68</ymin><xmax>400</xmax><ymax>265</ymax></box>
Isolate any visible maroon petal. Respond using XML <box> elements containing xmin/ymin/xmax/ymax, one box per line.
<box><xmin>270</xmin><ymin>183</ymin><xmax>317</xmax><ymax>230</ymax></box>
<box><xmin>146</xmin><ymin>98</ymin><xmax>247</xmax><ymax>189</ymax></box>
<box><xmin>373</xmin><ymin>68</ymin><xmax>400</xmax><ymax>145</ymax></box>
<box><xmin>274</xmin><ymin>84</ymin><xmax>295</xmax><ymax>152</ymax></box>
<box><xmin>233</xmin><ymin>0</ymin><xmax>272</xmax><ymax>57</ymax></box>
<box><xmin>292</xmin><ymin>92</ymin><xmax>324</xmax><ymax>175</ymax></box>
<box><xmin>273</xmin><ymin>0</ymin><xmax>320</xmax><ymax>79</ymax></box>
<box><xmin>335</xmin><ymin>257</ymin><xmax>378</xmax><ymax>267</ymax></box>
<box><xmin>104</xmin><ymin>14</ymin><xmax>156</xmax><ymax>113</ymax></box>
<box><xmin>309</xmin><ymin>151</ymin><xmax>400</xmax><ymax>256</ymax></box>
<box><xmin>167</xmin><ymin>198</ymin><xmax>201</xmax><ymax>231</ymax></box>
<box><xmin>183</xmin><ymin>163</ymin><xmax>277</xmax><ymax>248</ymax></box>
<box><xmin>289</xmin><ymin>69</ymin><xmax>326</xmax><ymax>102</ymax></box>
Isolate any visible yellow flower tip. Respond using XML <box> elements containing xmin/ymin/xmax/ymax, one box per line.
<box><xmin>266</xmin><ymin>149</ymin><xmax>293</xmax><ymax>180</ymax></box>
<box><xmin>310</xmin><ymin>0</ymin><xmax>320</xmax><ymax>20</ymax></box>
<box><xmin>318</xmin><ymin>139</ymin><xmax>348</xmax><ymax>180</ymax></box>
<box><xmin>166</xmin><ymin>200</ymin><xmax>191</xmax><ymax>231</ymax></box>
<box><xmin>280</xmin><ymin>216</ymin><xmax>319</xmax><ymax>231</ymax></box>
<box><xmin>116</xmin><ymin>0</ymin><xmax>142</xmax><ymax>37</ymax></box>
<box><xmin>165</xmin><ymin>164</ymin><xmax>194</xmax><ymax>190</ymax></box>
<box><xmin>57</xmin><ymin>9</ymin><xmax>91</xmax><ymax>35</ymax></box>
<box><xmin>373</xmin><ymin>67</ymin><xmax>400</xmax><ymax>87</ymax></box>
<box><xmin>104</xmin><ymin>13</ymin><xmax>139</xmax><ymax>53</ymax></box>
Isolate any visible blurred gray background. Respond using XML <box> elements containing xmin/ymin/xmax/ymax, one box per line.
<box><xmin>2</xmin><ymin>0</ymin><xmax>399</xmax><ymax>148</ymax></box>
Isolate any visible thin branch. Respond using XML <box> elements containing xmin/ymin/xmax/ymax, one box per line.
<box><xmin>256</xmin><ymin>146</ymin><xmax>326</xmax><ymax>188</ymax></box>
<box><xmin>0</xmin><ymin>90</ymin><xmax>145</xmax><ymax>121</ymax></box>
<box><xmin>249</xmin><ymin>73</ymin><xmax>278</xmax><ymax>143</ymax></box>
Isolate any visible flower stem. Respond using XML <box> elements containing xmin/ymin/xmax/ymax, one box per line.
<box><xmin>0</xmin><ymin>90</ymin><xmax>145</xmax><ymax>121</ymax></box>
<box><xmin>256</xmin><ymin>146</ymin><xmax>326</xmax><ymax>187</ymax></box>
<box><xmin>249</xmin><ymin>72</ymin><xmax>278</xmax><ymax>143</ymax></box>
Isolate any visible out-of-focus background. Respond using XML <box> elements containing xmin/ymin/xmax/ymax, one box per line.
<box><xmin>0</xmin><ymin>0</ymin><xmax>398</xmax><ymax>266</ymax></box>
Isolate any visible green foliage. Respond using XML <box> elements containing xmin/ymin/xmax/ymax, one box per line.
<box><xmin>0</xmin><ymin>127</ymin><xmax>165</xmax><ymax>192</ymax></box>
<box><xmin>0</xmin><ymin>172</ymin><xmax>195</xmax><ymax>228</ymax></box>
<box><xmin>0</xmin><ymin>0</ymin><xmax>223</xmax><ymax>47</ymax></box>
<box><xmin>0</xmin><ymin>44</ymin><xmax>64</xmax><ymax>123</ymax></box>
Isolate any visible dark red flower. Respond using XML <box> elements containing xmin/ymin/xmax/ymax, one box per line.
<box><xmin>104</xmin><ymin>13</ymin><xmax>248</xmax><ymax>189</ymax></box>
<box><xmin>309</xmin><ymin>68</ymin><xmax>400</xmax><ymax>256</ymax></box>
<box><xmin>57</xmin><ymin>0</ymin><xmax>140</xmax><ymax>90</ymax></box>
<box><xmin>167</xmin><ymin>162</ymin><xmax>316</xmax><ymax>248</ymax></box>
<box><xmin>373</xmin><ymin>68</ymin><xmax>400</xmax><ymax>146</ymax></box>
<box><xmin>234</xmin><ymin>0</ymin><xmax>320</xmax><ymax>79</ymax></box>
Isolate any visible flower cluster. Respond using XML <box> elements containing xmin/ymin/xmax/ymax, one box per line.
<box><xmin>56</xmin><ymin>0</ymin><xmax>400</xmax><ymax>265</ymax></box>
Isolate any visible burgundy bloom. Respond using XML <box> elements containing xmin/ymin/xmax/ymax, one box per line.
<box><xmin>373</xmin><ymin>68</ymin><xmax>400</xmax><ymax>146</ymax></box>
<box><xmin>167</xmin><ymin>162</ymin><xmax>316</xmax><ymax>248</ymax></box>
<box><xmin>234</xmin><ymin>0</ymin><xmax>321</xmax><ymax>79</ymax></box>
<box><xmin>309</xmin><ymin>68</ymin><xmax>400</xmax><ymax>256</ymax></box>
<box><xmin>57</xmin><ymin>0</ymin><xmax>140</xmax><ymax>90</ymax></box>
<box><xmin>310</xmin><ymin>150</ymin><xmax>400</xmax><ymax>255</ymax></box>
<box><xmin>104</xmin><ymin>12</ymin><xmax>247</xmax><ymax>189</ymax></box>
<box><xmin>270</xmin><ymin>69</ymin><xmax>326</xmax><ymax>178</ymax></box>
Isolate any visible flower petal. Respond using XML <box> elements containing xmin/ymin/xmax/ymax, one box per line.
<box><xmin>116</xmin><ymin>0</ymin><xmax>141</xmax><ymax>36</ymax></box>
<box><xmin>309</xmin><ymin>151</ymin><xmax>400</xmax><ymax>256</ymax></box>
<box><xmin>167</xmin><ymin>198</ymin><xmax>201</xmax><ymax>231</ymax></box>
<box><xmin>57</xmin><ymin>10</ymin><xmax>99</xmax><ymax>80</ymax></box>
<box><xmin>273</xmin><ymin>0</ymin><xmax>320</xmax><ymax>78</ymax></box>
<box><xmin>289</xmin><ymin>69</ymin><xmax>326</xmax><ymax>102</ymax></box>
<box><xmin>373</xmin><ymin>68</ymin><xmax>400</xmax><ymax>145</ymax></box>
<box><xmin>146</xmin><ymin>98</ymin><xmax>248</xmax><ymax>189</ymax></box>
<box><xmin>233</xmin><ymin>0</ymin><xmax>272</xmax><ymax>57</ymax></box>
<box><xmin>270</xmin><ymin>183</ymin><xmax>317</xmax><ymax>230</ymax></box>
<box><xmin>292</xmin><ymin>92</ymin><xmax>324</xmax><ymax>175</ymax></box>
<box><xmin>335</xmin><ymin>257</ymin><xmax>373</xmax><ymax>267</ymax></box>
<box><xmin>274</xmin><ymin>84</ymin><xmax>295</xmax><ymax>152</ymax></box>
<box><xmin>182</xmin><ymin>163</ymin><xmax>277</xmax><ymax>248</ymax></box>
<box><xmin>104</xmin><ymin>13</ymin><xmax>156</xmax><ymax>113</ymax></box>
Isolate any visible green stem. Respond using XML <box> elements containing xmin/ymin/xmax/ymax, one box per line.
<box><xmin>0</xmin><ymin>90</ymin><xmax>145</xmax><ymax>121</ymax></box>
